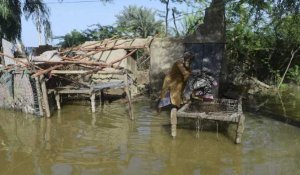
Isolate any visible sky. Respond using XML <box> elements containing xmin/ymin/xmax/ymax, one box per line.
<box><xmin>21</xmin><ymin>0</ymin><xmax>194</xmax><ymax>47</ymax></box>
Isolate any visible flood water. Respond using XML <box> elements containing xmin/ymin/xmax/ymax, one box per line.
<box><xmin>1</xmin><ymin>93</ymin><xmax>300</xmax><ymax>175</ymax></box>
<box><xmin>246</xmin><ymin>86</ymin><xmax>300</xmax><ymax>123</ymax></box>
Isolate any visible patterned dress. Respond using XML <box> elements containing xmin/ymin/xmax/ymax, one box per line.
<box><xmin>159</xmin><ymin>58</ymin><xmax>191</xmax><ymax>108</ymax></box>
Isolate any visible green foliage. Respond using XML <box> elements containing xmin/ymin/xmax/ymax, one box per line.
<box><xmin>225</xmin><ymin>0</ymin><xmax>300</xmax><ymax>84</ymax></box>
<box><xmin>23</xmin><ymin>0</ymin><xmax>52</xmax><ymax>43</ymax></box>
<box><xmin>287</xmin><ymin>65</ymin><xmax>300</xmax><ymax>85</ymax></box>
<box><xmin>56</xmin><ymin>24</ymin><xmax>122</xmax><ymax>48</ymax></box>
<box><xmin>0</xmin><ymin>0</ymin><xmax>22</xmax><ymax>41</ymax></box>
<box><xmin>116</xmin><ymin>5</ymin><xmax>164</xmax><ymax>38</ymax></box>
<box><xmin>57</xmin><ymin>30</ymin><xmax>87</xmax><ymax>48</ymax></box>
<box><xmin>83</xmin><ymin>24</ymin><xmax>121</xmax><ymax>40</ymax></box>
<box><xmin>0</xmin><ymin>0</ymin><xmax>51</xmax><ymax>43</ymax></box>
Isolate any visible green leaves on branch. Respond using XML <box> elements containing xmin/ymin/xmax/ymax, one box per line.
<box><xmin>116</xmin><ymin>5</ymin><xmax>164</xmax><ymax>38</ymax></box>
<box><xmin>0</xmin><ymin>0</ymin><xmax>52</xmax><ymax>43</ymax></box>
<box><xmin>225</xmin><ymin>0</ymin><xmax>300</xmax><ymax>84</ymax></box>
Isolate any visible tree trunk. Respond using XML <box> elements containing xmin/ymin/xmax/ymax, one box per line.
<box><xmin>165</xmin><ymin>0</ymin><xmax>169</xmax><ymax>36</ymax></box>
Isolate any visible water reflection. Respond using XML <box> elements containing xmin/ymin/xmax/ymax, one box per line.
<box><xmin>246</xmin><ymin>86</ymin><xmax>300</xmax><ymax>124</ymax></box>
<box><xmin>0</xmin><ymin>99</ymin><xmax>300</xmax><ymax>175</ymax></box>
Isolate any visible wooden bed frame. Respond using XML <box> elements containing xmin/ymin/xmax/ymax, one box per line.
<box><xmin>170</xmin><ymin>98</ymin><xmax>245</xmax><ymax>144</ymax></box>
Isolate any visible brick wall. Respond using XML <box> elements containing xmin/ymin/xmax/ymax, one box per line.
<box><xmin>0</xmin><ymin>73</ymin><xmax>41</xmax><ymax>115</ymax></box>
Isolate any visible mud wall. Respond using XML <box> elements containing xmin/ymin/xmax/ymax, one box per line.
<box><xmin>149</xmin><ymin>0</ymin><xmax>225</xmax><ymax>96</ymax></box>
<box><xmin>149</xmin><ymin>38</ymin><xmax>185</xmax><ymax>93</ymax></box>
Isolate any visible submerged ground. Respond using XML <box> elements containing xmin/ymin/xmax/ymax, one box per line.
<box><xmin>0</xmin><ymin>88</ymin><xmax>300</xmax><ymax>175</ymax></box>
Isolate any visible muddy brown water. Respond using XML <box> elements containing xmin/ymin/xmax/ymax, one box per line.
<box><xmin>1</xmin><ymin>91</ymin><xmax>300</xmax><ymax>175</ymax></box>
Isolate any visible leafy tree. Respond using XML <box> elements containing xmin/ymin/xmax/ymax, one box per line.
<box><xmin>83</xmin><ymin>24</ymin><xmax>121</xmax><ymax>40</ymax></box>
<box><xmin>56</xmin><ymin>25</ymin><xmax>121</xmax><ymax>48</ymax></box>
<box><xmin>225</xmin><ymin>0</ymin><xmax>300</xmax><ymax>85</ymax></box>
<box><xmin>0</xmin><ymin>0</ymin><xmax>22</xmax><ymax>41</ymax></box>
<box><xmin>0</xmin><ymin>0</ymin><xmax>112</xmax><ymax>45</ymax></box>
<box><xmin>56</xmin><ymin>30</ymin><xmax>87</xmax><ymax>48</ymax></box>
<box><xmin>116</xmin><ymin>5</ymin><xmax>164</xmax><ymax>38</ymax></box>
<box><xmin>23</xmin><ymin>0</ymin><xmax>52</xmax><ymax>45</ymax></box>
<box><xmin>0</xmin><ymin>0</ymin><xmax>51</xmax><ymax>44</ymax></box>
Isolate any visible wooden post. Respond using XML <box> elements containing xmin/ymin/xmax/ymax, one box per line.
<box><xmin>124</xmin><ymin>73</ymin><xmax>134</xmax><ymax>120</ymax></box>
<box><xmin>90</xmin><ymin>91</ymin><xmax>96</xmax><ymax>113</ymax></box>
<box><xmin>55</xmin><ymin>91</ymin><xmax>61</xmax><ymax>110</ymax></box>
<box><xmin>40</xmin><ymin>75</ymin><xmax>51</xmax><ymax>117</ymax></box>
<box><xmin>35</xmin><ymin>77</ymin><xmax>44</xmax><ymax>116</ymax></box>
<box><xmin>236</xmin><ymin>99</ymin><xmax>245</xmax><ymax>144</ymax></box>
<box><xmin>171</xmin><ymin>108</ymin><xmax>177</xmax><ymax>138</ymax></box>
<box><xmin>99</xmin><ymin>90</ymin><xmax>102</xmax><ymax>107</ymax></box>
<box><xmin>235</xmin><ymin>114</ymin><xmax>245</xmax><ymax>144</ymax></box>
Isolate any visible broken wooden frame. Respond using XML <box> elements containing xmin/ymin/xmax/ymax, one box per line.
<box><xmin>47</xmin><ymin>70</ymin><xmax>134</xmax><ymax>119</ymax></box>
<box><xmin>0</xmin><ymin>37</ymin><xmax>153</xmax><ymax>118</ymax></box>
<box><xmin>170</xmin><ymin>98</ymin><xmax>245</xmax><ymax>144</ymax></box>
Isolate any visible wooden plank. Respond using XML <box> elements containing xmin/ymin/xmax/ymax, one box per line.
<box><xmin>40</xmin><ymin>75</ymin><xmax>51</xmax><ymax>117</ymax></box>
<box><xmin>80</xmin><ymin>45</ymin><xmax>145</xmax><ymax>52</ymax></box>
<box><xmin>56</xmin><ymin>89</ymin><xmax>91</xmax><ymax>94</ymax></box>
<box><xmin>177</xmin><ymin>111</ymin><xmax>239</xmax><ymax>122</ymax></box>
<box><xmin>51</xmin><ymin>70</ymin><xmax>124</xmax><ymax>74</ymax></box>
<box><xmin>235</xmin><ymin>114</ymin><xmax>245</xmax><ymax>144</ymax></box>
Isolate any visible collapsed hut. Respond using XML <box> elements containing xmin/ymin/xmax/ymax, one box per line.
<box><xmin>0</xmin><ymin>37</ymin><xmax>153</xmax><ymax>118</ymax></box>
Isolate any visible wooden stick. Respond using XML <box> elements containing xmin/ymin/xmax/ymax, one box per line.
<box><xmin>81</xmin><ymin>46</ymin><xmax>145</xmax><ymax>52</ymax></box>
<box><xmin>109</xmin><ymin>49</ymin><xmax>137</xmax><ymax>65</ymax></box>
<box><xmin>32</xmin><ymin>60</ymin><xmax>108</xmax><ymax>67</ymax></box>
<box><xmin>31</xmin><ymin>64</ymin><xmax>64</xmax><ymax>77</ymax></box>
<box><xmin>51</xmin><ymin>69</ymin><xmax>124</xmax><ymax>75</ymax></box>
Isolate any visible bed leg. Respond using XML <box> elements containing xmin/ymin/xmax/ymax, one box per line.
<box><xmin>171</xmin><ymin>108</ymin><xmax>177</xmax><ymax>138</ymax></box>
